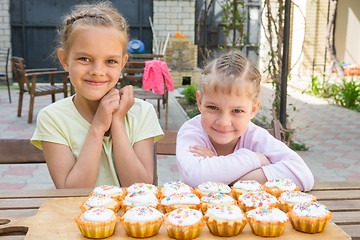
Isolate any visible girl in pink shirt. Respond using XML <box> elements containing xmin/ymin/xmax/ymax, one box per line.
<box><xmin>176</xmin><ymin>51</ymin><xmax>314</xmax><ymax>191</ymax></box>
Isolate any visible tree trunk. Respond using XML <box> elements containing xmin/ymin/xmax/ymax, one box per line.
<box><xmin>325</xmin><ymin>0</ymin><xmax>344</xmax><ymax>78</ymax></box>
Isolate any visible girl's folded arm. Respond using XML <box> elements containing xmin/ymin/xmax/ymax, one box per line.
<box><xmin>176</xmin><ymin>131</ymin><xmax>262</xmax><ymax>188</ymax></box>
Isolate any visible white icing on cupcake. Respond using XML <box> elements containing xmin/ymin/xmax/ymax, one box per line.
<box><xmin>161</xmin><ymin>193</ymin><xmax>200</xmax><ymax>206</ymax></box>
<box><xmin>122</xmin><ymin>206</ymin><xmax>163</xmax><ymax>222</ymax></box>
<box><xmin>122</xmin><ymin>191</ymin><xmax>159</xmax><ymax>208</ymax></box>
<box><xmin>206</xmin><ymin>205</ymin><xmax>244</xmax><ymax>221</ymax></box>
<box><xmin>239</xmin><ymin>190</ymin><xmax>278</xmax><ymax>208</ymax></box>
<box><xmin>201</xmin><ymin>192</ymin><xmax>235</xmax><ymax>204</ymax></box>
<box><xmin>292</xmin><ymin>202</ymin><xmax>330</xmax><ymax>217</ymax></box>
<box><xmin>198</xmin><ymin>182</ymin><xmax>231</xmax><ymax>194</ymax></box>
<box><xmin>163</xmin><ymin>182</ymin><xmax>192</xmax><ymax>196</ymax></box>
<box><xmin>127</xmin><ymin>183</ymin><xmax>158</xmax><ymax>195</ymax></box>
<box><xmin>86</xmin><ymin>194</ymin><xmax>115</xmax><ymax>207</ymax></box>
<box><xmin>233</xmin><ymin>180</ymin><xmax>262</xmax><ymax>191</ymax></box>
<box><xmin>93</xmin><ymin>185</ymin><xmax>123</xmax><ymax>195</ymax></box>
<box><xmin>280</xmin><ymin>191</ymin><xmax>316</xmax><ymax>204</ymax></box>
<box><xmin>167</xmin><ymin>208</ymin><xmax>203</xmax><ymax>226</ymax></box>
<box><xmin>247</xmin><ymin>207</ymin><xmax>288</xmax><ymax>222</ymax></box>
<box><xmin>265</xmin><ymin>178</ymin><xmax>297</xmax><ymax>191</ymax></box>
<box><xmin>83</xmin><ymin>207</ymin><xmax>114</xmax><ymax>222</ymax></box>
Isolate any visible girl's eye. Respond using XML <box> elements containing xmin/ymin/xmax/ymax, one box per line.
<box><xmin>207</xmin><ymin>105</ymin><xmax>218</xmax><ymax>110</ymax></box>
<box><xmin>107</xmin><ymin>59</ymin><xmax>117</xmax><ymax>64</ymax></box>
<box><xmin>233</xmin><ymin>109</ymin><xmax>243</xmax><ymax>113</ymax></box>
<box><xmin>78</xmin><ymin>57</ymin><xmax>90</xmax><ymax>62</ymax></box>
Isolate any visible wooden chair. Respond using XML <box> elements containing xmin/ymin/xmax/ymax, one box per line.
<box><xmin>10</xmin><ymin>57</ymin><xmax>69</xmax><ymax>123</ymax></box>
<box><xmin>0</xmin><ymin>48</ymin><xmax>11</xmax><ymax>103</ymax></box>
<box><xmin>120</xmin><ymin>54</ymin><xmax>170</xmax><ymax>129</ymax></box>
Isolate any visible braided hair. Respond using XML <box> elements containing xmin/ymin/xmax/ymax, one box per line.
<box><xmin>57</xmin><ymin>1</ymin><xmax>128</xmax><ymax>54</ymax></box>
<box><xmin>199</xmin><ymin>51</ymin><xmax>261</xmax><ymax>100</ymax></box>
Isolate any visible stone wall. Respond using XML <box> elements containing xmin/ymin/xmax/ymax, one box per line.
<box><xmin>164</xmin><ymin>38</ymin><xmax>201</xmax><ymax>88</ymax></box>
<box><xmin>0</xmin><ymin>0</ymin><xmax>11</xmax><ymax>83</ymax></box>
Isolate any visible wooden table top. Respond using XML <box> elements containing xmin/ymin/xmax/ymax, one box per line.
<box><xmin>0</xmin><ymin>181</ymin><xmax>359</xmax><ymax>239</ymax></box>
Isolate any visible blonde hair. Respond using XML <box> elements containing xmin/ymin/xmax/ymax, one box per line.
<box><xmin>199</xmin><ymin>50</ymin><xmax>261</xmax><ymax>100</ymax></box>
<box><xmin>57</xmin><ymin>1</ymin><xmax>128</xmax><ymax>54</ymax></box>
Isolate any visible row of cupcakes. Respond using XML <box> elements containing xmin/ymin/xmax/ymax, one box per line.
<box><xmin>75</xmin><ymin>179</ymin><xmax>332</xmax><ymax>238</ymax></box>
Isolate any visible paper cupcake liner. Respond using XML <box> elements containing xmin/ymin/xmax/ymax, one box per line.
<box><xmin>248</xmin><ymin>217</ymin><xmax>287</xmax><ymax>237</ymax></box>
<box><xmin>288</xmin><ymin>211</ymin><xmax>333</xmax><ymax>233</ymax></box>
<box><xmin>120</xmin><ymin>216</ymin><xmax>163</xmax><ymax>238</ymax></box>
<box><xmin>164</xmin><ymin>213</ymin><xmax>205</xmax><ymax>240</ymax></box>
<box><xmin>75</xmin><ymin>213</ymin><xmax>119</xmax><ymax>238</ymax></box>
<box><xmin>205</xmin><ymin>216</ymin><xmax>247</xmax><ymax>237</ymax></box>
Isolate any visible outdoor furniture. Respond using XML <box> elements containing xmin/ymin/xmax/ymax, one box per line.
<box><xmin>0</xmin><ymin>48</ymin><xmax>11</xmax><ymax>103</ymax></box>
<box><xmin>0</xmin><ymin>182</ymin><xmax>357</xmax><ymax>239</ymax></box>
<box><xmin>10</xmin><ymin>57</ymin><xmax>68</xmax><ymax>123</ymax></box>
<box><xmin>120</xmin><ymin>53</ymin><xmax>170</xmax><ymax>129</ymax></box>
<box><xmin>0</xmin><ymin>132</ymin><xmax>177</xmax><ymax>186</ymax></box>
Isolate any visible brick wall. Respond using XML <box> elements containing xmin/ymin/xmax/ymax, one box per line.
<box><xmin>0</xmin><ymin>0</ymin><xmax>11</xmax><ymax>82</ymax></box>
<box><xmin>153</xmin><ymin>0</ymin><xmax>195</xmax><ymax>43</ymax></box>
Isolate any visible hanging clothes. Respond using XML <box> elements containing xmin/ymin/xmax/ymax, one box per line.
<box><xmin>142</xmin><ymin>60</ymin><xmax>174</xmax><ymax>95</ymax></box>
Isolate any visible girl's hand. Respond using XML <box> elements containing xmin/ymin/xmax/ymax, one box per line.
<box><xmin>190</xmin><ymin>146</ymin><xmax>216</xmax><ymax>158</ymax></box>
<box><xmin>92</xmin><ymin>88</ymin><xmax>120</xmax><ymax>134</ymax></box>
<box><xmin>113</xmin><ymin>85</ymin><xmax>134</xmax><ymax>121</ymax></box>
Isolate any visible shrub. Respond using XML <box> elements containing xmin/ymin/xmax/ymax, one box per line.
<box><xmin>331</xmin><ymin>77</ymin><xmax>360</xmax><ymax>110</ymax></box>
<box><xmin>183</xmin><ymin>84</ymin><xmax>198</xmax><ymax>105</ymax></box>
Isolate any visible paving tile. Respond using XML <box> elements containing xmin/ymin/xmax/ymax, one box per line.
<box><xmin>0</xmin><ymin>183</ymin><xmax>26</xmax><ymax>190</ymax></box>
<box><xmin>3</xmin><ymin>166</ymin><xmax>38</xmax><ymax>176</ymax></box>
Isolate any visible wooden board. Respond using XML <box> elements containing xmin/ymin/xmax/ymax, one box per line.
<box><xmin>1</xmin><ymin>197</ymin><xmax>351</xmax><ymax>240</ymax></box>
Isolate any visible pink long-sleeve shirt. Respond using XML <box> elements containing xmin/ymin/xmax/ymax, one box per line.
<box><xmin>176</xmin><ymin>115</ymin><xmax>314</xmax><ymax>191</ymax></box>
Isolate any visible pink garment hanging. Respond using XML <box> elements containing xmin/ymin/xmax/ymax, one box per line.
<box><xmin>143</xmin><ymin>60</ymin><xmax>174</xmax><ymax>95</ymax></box>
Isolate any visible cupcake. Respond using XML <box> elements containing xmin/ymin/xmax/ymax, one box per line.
<box><xmin>75</xmin><ymin>207</ymin><xmax>119</xmax><ymax>238</ymax></box>
<box><xmin>121</xmin><ymin>191</ymin><xmax>159</xmax><ymax>211</ymax></box>
<box><xmin>288</xmin><ymin>201</ymin><xmax>333</xmax><ymax>233</ymax></box>
<box><xmin>238</xmin><ymin>190</ymin><xmax>279</xmax><ymax>212</ymax></box>
<box><xmin>92</xmin><ymin>185</ymin><xmax>125</xmax><ymax>201</ymax></box>
<box><xmin>164</xmin><ymin>208</ymin><xmax>205</xmax><ymax>240</ymax></box>
<box><xmin>126</xmin><ymin>182</ymin><xmax>159</xmax><ymax>197</ymax></box>
<box><xmin>200</xmin><ymin>192</ymin><xmax>236</xmax><ymax>213</ymax></box>
<box><xmin>120</xmin><ymin>206</ymin><xmax>164</xmax><ymax>238</ymax></box>
<box><xmin>80</xmin><ymin>194</ymin><xmax>121</xmax><ymax>212</ymax></box>
<box><xmin>231</xmin><ymin>180</ymin><xmax>263</xmax><ymax>199</ymax></box>
<box><xmin>195</xmin><ymin>181</ymin><xmax>231</xmax><ymax>197</ymax></box>
<box><xmin>263</xmin><ymin>178</ymin><xmax>299</xmax><ymax>197</ymax></box>
<box><xmin>247</xmin><ymin>207</ymin><xmax>288</xmax><ymax>237</ymax></box>
<box><xmin>279</xmin><ymin>191</ymin><xmax>317</xmax><ymax>213</ymax></box>
<box><xmin>205</xmin><ymin>205</ymin><xmax>247</xmax><ymax>237</ymax></box>
<box><xmin>161</xmin><ymin>193</ymin><xmax>201</xmax><ymax>213</ymax></box>
<box><xmin>160</xmin><ymin>181</ymin><xmax>194</xmax><ymax>198</ymax></box>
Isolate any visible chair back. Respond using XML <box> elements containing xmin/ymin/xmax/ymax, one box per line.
<box><xmin>121</xmin><ymin>54</ymin><xmax>163</xmax><ymax>88</ymax></box>
<box><xmin>10</xmin><ymin>56</ymin><xmax>29</xmax><ymax>92</ymax></box>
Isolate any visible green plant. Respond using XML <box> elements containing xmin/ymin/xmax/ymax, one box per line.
<box><xmin>331</xmin><ymin>78</ymin><xmax>360</xmax><ymax>110</ymax></box>
<box><xmin>183</xmin><ymin>84</ymin><xmax>198</xmax><ymax>106</ymax></box>
<box><xmin>289</xmin><ymin>141</ymin><xmax>309</xmax><ymax>151</ymax></box>
<box><xmin>219</xmin><ymin>0</ymin><xmax>248</xmax><ymax>50</ymax></box>
<box><xmin>307</xmin><ymin>75</ymin><xmax>332</xmax><ymax>98</ymax></box>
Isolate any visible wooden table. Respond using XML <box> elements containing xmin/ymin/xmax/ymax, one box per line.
<box><xmin>0</xmin><ymin>182</ymin><xmax>359</xmax><ymax>239</ymax></box>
